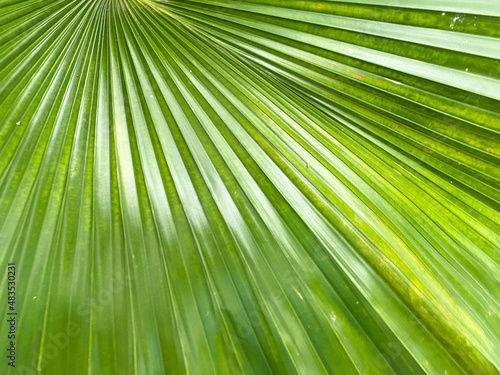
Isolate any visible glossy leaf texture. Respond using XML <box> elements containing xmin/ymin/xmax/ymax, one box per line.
<box><xmin>1</xmin><ymin>0</ymin><xmax>500</xmax><ymax>374</ymax></box>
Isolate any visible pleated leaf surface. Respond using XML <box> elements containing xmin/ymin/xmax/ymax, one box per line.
<box><xmin>1</xmin><ymin>0</ymin><xmax>500</xmax><ymax>374</ymax></box>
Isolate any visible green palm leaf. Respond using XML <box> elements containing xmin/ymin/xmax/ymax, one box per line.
<box><xmin>1</xmin><ymin>0</ymin><xmax>499</xmax><ymax>374</ymax></box>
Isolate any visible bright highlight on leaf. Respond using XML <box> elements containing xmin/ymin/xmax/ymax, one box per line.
<box><xmin>1</xmin><ymin>0</ymin><xmax>499</xmax><ymax>374</ymax></box>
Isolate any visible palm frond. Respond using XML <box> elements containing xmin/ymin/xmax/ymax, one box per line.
<box><xmin>1</xmin><ymin>0</ymin><xmax>499</xmax><ymax>374</ymax></box>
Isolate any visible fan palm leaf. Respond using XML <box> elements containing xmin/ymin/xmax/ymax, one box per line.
<box><xmin>1</xmin><ymin>0</ymin><xmax>499</xmax><ymax>374</ymax></box>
